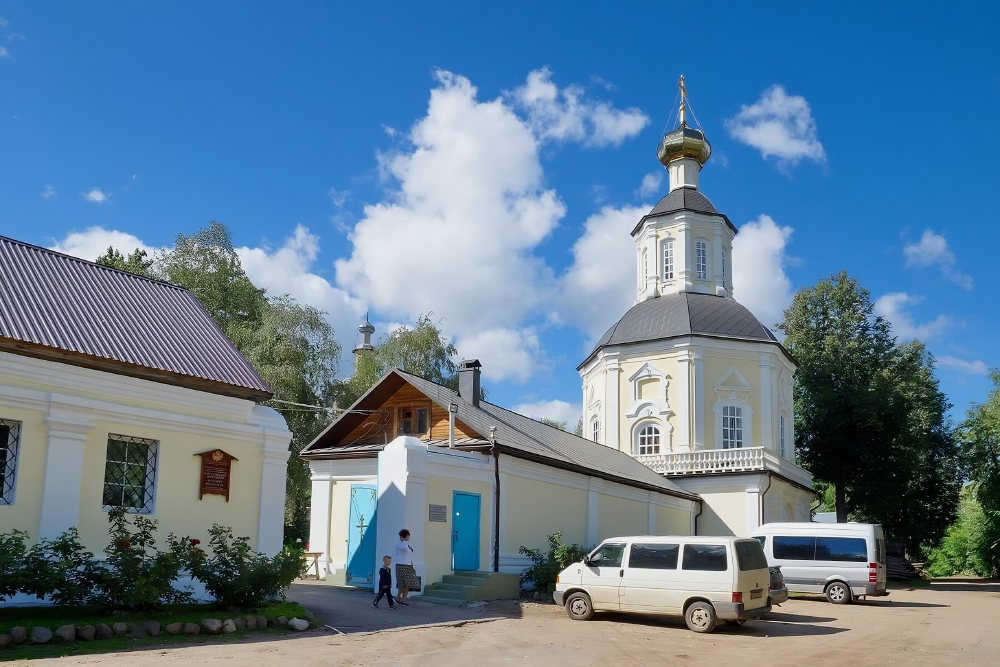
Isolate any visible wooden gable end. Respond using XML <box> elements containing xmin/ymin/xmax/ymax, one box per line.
<box><xmin>337</xmin><ymin>381</ymin><xmax>479</xmax><ymax>446</ymax></box>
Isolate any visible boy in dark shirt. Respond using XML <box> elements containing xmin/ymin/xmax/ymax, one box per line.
<box><xmin>373</xmin><ymin>555</ymin><xmax>397</xmax><ymax>609</ymax></box>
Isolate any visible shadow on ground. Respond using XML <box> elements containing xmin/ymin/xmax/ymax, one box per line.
<box><xmin>287</xmin><ymin>582</ymin><xmax>524</xmax><ymax>634</ymax></box>
<box><xmin>588</xmin><ymin>609</ymin><xmax>849</xmax><ymax>637</ymax></box>
<box><xmin>927</xmin><ymin>579</ymin><xmax>1000</xmax><ymax>594</ymax></box>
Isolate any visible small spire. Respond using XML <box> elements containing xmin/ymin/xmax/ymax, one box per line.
<box><xmin>678</xmin><ymin>74</ymin><xmax>687</xmax><ymax>126</ymax></box>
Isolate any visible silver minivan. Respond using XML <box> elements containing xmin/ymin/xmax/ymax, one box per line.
<box><xmin>750</xmin><ymin>522</ymin><xmax>888</xmax><ymax>604</ymax></box>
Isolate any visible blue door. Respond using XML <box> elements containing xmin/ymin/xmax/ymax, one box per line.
<box><xmin>452</xmin><ymin>491</ymin><xmax>481</xmax><ymax>571</ymax></box>
<box><xmin>346</xmin><ymin>484</ymin><xmax>377</xmax><ymax>586</ymax></box>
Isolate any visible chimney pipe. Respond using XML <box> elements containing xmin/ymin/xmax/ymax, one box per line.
<box><xmin>458</xmin><ymin>359</ymin><xmax>482</xmax><ymax>407</ymax></box>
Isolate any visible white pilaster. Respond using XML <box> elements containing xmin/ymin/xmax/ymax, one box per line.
<box><xmin>377</xmin><ymin>437</ymin><xmax>428</xmax><ymax>594</ymax></box>
<box><xmin>679</xmin><ymin>222</ymin><xmax>693</xmax><ymax>292</ymax></box>
<box><xmin>586</xmin><ymin>483</ymin><xmax>600</xmax><ymax>547</ymax></box>
<box><xmin>308</xmin><ymin>469</ymin><xmax>333</xmax><ymax>575</ymax></box>
<box><xmin>759</xmin><ymin>356</ymin><xmax>775</xmax><ymax>453</ymax></box>
<box><xmin>643</xmin><ymin>229</ymin><xmax>659</xmax><ymax>300</ymax></box>
<box><xmin>605</xmin><ymin>356</ymin><xmax>621</xmax><ymax>451</ymax></box>
<box><xmin>676</xmin><ymin>352</ymin><xmax>692</xmax><ymax>452</ymax></box>
<box><xmin>668</xmin><ymin>158</ymin><xmax>700</xmax><ymax>190</ymax></box>
<box><xmin>38</xmin><ymin>411</ymin><xmax>92</xmax><ymax>540</ymax></box>
<box><xmin>746</xmin><ymin>485</ymin><xmax>762</xmax><ymax>536</ymax></box>
<box><xmin>713</xmin><ymin>226</ymin><xmax>726</xmax><ymax>296</ymax></box>
<box><xmin>257</xmin><ymin>429</ymin><xmax>291</xmax><ymax>556</ymax></box>
<box><xmin>692</xmin><ymin>348</ymin><xmax>705</xmax><ymax>449</ymax></box>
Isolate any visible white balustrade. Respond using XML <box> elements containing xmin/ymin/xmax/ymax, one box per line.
<box><xmin>634</xmin><ymin>446</ymin><xmax>810</xmax><ymax>485</ymax></box>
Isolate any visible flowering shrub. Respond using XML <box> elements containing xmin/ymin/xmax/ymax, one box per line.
<box><xmin>0</xmin><ymin>529</ymin><xmax>29</xmax><ymax>601</ymax></box>
<box><xmin>20</xmin><ymin>528</ymin><xmax>105</xmax><ymax>606</ymax></box>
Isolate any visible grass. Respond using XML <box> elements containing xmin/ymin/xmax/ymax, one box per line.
<box><xmin>0</xmin><ymin>600</ymin><xmax>313</xmax><ymax>661</ymax></box>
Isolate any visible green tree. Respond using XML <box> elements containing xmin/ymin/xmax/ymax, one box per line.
<box><xmin>539</xmin><ymin>418</ymin><xmax>567</xmax><ymax>431</ymax></box>
<box><xmin>954</xmin><ymin>370</ymin><xmax>1000</xmax><ymax>576</ymax></box>
<box><xmin>95</xmin><ymin>246</ymin><xmax>155</xmax><ymax>277</ymax></box>
<box><xmin>925</xmin><ymin>487</ymin><xmax>989</xmax><ymax>577</ymax></box>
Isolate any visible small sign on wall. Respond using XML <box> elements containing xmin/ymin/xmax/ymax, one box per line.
<box><xmin>196</xmin><ymin>449</ymin><xmax>238</xmax><ymax>502</ymax></box>
<box><xmin>428</xmin><ymin>504</ymin><xmax>448</xmax><ymax>522</ymax></box>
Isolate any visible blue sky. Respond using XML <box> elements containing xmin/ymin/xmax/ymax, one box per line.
<box><xmin>1</xmin><ymin>1</ymin><xmax>997</xmax><ymax>424</ymax></box>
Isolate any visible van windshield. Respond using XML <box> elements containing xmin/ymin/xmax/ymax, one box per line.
<box><xmin>735</xmin><ymin>540</ymin><xmax>769</xmax><ymax>571</ymax></box>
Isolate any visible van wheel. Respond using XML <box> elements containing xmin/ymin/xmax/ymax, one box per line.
<box><xmin>684</xmin><ymin>601</ymin><xmax>718</xmax><ymax>633</ymax></box>
<box><xmin>825</xmin><ymin>581</ymin><xmax>852</xmax><ymax>604</ymax></box>
<box><xmin>565</xmin><ymin>592</ymin><xmax>594</xmax><ymax>621</ymax></box>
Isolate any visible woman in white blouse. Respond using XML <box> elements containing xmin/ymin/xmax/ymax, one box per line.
<box><xmin>394</xmin><ymin>529</ymin><xmax>418</xmax><ymax>606</ymax></box>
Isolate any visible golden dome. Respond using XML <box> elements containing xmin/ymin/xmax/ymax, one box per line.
<box><xmin>656</xmin><ymin>123</ymin><xmax>711</xmax><ymax>167</ymax></box>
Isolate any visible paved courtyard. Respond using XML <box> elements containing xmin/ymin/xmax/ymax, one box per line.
<box><xmin>32</xmin><ymin>579</ymin><xmax>1000</xmax><ymax>666</ymax></box>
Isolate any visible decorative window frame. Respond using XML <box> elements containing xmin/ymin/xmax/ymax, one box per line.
<box><xmin>632</xmin><ymin>420</ymin><xmax>666</xmax><ymax>456</ymax></box>
<box><xmin>712</xmin><ymin>366</ymin><xmax>753</xmax><ymax>449</ymax></box>
<box><xmin>0</xmin><ymin>419</ymin><xmax>22</xmax><ymax>506</ymax></box>
<box><xmin>661</xmin><ymin>237</ymin><xmax>675</xmax><ymax>280</ymax></box>
<box><xmin>590</xmin><ymin>416</ymin><xmax>601</xmax><ymax>444</ymax></box>
<box><xmin>695</xmin><ymin>239</ymin><xmax>709</xmax><ymax>280</ymax></box>
<box><xmin>102</xmin><ymin>434</ymin><xmax>160</xmax><ymax>514</ymax></box>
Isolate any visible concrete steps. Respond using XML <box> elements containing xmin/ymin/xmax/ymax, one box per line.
<box><xmin>420</xmin><ymin>571</ymin><xmax>519</xmax><ymax>606</ymax></box>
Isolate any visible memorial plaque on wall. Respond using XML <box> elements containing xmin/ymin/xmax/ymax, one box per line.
<box><xmin>195</xmin><ymin>449</ymin><xmax>238</xmax><ymax>502</ymax></box>
<box><xmin>428</xmin><ymin>504</ymin><xmax>448</xmax><ymax>522</ymax></box>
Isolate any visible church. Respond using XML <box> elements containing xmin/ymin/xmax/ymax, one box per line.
<box><xmin>302</xmin><ymin>81</ymin><xmax>814</xmax><ymax>601</ymax></box>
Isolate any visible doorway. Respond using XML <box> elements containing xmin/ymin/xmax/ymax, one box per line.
<box><xmin>452</xmin><ymin>491</ymin><xmax>481</xmax><ymax>571</ymax></box>
<box><xmin>346</xmin><ymin>484</ymin><xmax>377</xmax><ymax>586</ymax></box>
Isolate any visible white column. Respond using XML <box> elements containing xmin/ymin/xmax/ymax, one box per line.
<box><xmin>692</xmin><ymin>347</ymin><xmax>705</xmax><ymax>449</ymax></box>
<box><xmin>377</xmin><ymin>437</ymin><xmax>428</xmax><ymax>593</ymax></box>
<box><xmin>605</xmin><ymin>356</ymin><xmax>621</xmax><ymax>451</ymax></box>
<box><xmin>257</xmin><ymin>430</ymin><xmax>291</xmax><ymax>556</ymax></box>
<box><xmin>713</xmin><ymin>226</ymin><xmax>726</xmax><ymax>296</ymax></box>
<box><xmin>678</xmin><ymin>221</ymin><xmax>693</xmax><ymax>292</ymax></box>
<box><xmin>308</xmin><ymin>468</ymin><xmax>333</xmax><ymax>575</ymax></box>
<box><xmin>38</xmin><ymin>411</ymin><xmax>92</xmax><ymax>540</ymax></box>
<box><xmin>498</xmin><ymin>471</ymin><xmax>509</xmax><ymax>562</ymax></box>
<box><xmin>676</xmin><ymin>352</ymin><xmax>692</xmax><ymax>452</ymax></box>
<box><xmin>759</xmin><ymin>356</ymin><xmax>774</xmax><ymax>453</ymax></box>
<box><xmin>643</xmin><ymin>229</ymin><xmax>659</xmax><ymax>300</ymax></box>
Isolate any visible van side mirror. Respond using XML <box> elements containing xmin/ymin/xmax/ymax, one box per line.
<box><xmin>588</xmin><ymin>552</ymin><xmax>602</xmax><ymax>565</ymax></box>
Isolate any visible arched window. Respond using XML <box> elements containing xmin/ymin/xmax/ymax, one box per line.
<box><xmin>591</xmin><ymin>417</ymin><xmax>601</xmax><ymax>444</ymax></box>
<box><xmin>721</xmin><ymin>406</ymin><xmax>743</xmax><ymax>449</ymax></box>
<box><xmin>662</xmin><ymin>239</ymin><xmax>674</xmax><ymax>280</ymax></box>
<box><xmin>695</xmin><ymin>240</ymin><xmax>708</xmax><ymax>280</ymax></box>
<box><xmin>779</xmin><ymin>414</ymin><xmax>786</xmax><ymax>458</ymax></box>
<box><xmin>636</xmin><ymin>424</ymin><xmax>661</xmax><ymax>456</ymax></box>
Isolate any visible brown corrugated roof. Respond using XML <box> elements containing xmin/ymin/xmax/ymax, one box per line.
<box><xmin>0</xmin><ymin>235</ymin><xmax>272</xmax><ymax>401</ymax></box>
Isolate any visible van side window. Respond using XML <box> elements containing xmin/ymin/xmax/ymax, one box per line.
<box><xmin>589</xmin><ymin>543</ymin><xmax>625</xmax><ymax>568</ymax></box>
<box><xmin>816</xmin><ymin>537</ymin><xmax>868</xmax><ymax>562</ymax></box>
<box><xmin>735</xmin><ymin>541</ymin><xmax>769</xmax><ymax>571</ymax></box>
<box><xmin>773</xmin><ymin>536</ymin><xmax>816</xmax><ymax>560</ymax></box>
<box><xmin>629</xmin><ymin>543</ymin><xmax>679</xmax><ymax>569</ymax></box>
<box><xmin>681</xmin><ymin>544</ymin><xmax>728</xmax><ymax>571</ymax></box>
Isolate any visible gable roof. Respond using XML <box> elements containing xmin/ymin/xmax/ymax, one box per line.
<box><xmin>0</xmin><ymin>236</ymin><xmax>272</xmax><ymax>401</ymax></box>
<box><xmin>302</xmin><ymin>369</ymin><xmax>699</xmax><ymax>501</ymax></box>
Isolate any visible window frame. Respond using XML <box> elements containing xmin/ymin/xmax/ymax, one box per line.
<box><xmin>635</xmin><ymin>423</ymin><xmax>661</xmax><ymax>456</ymax></box>
<box><xmin>0</xmin><ymin>419</ymin><xmax>22</xmax><ymax>506</ymax></box>
<box><xmin>396</xmin><ymin>405</ymin><xmax>430</xmax><ymax>437</ymax></box>
<box><xmin>695</xmin><ymin>240</ymin><xmax>708</xmax><ymax>280</ymax></box>
<box><xmin>591</xmin><ymin>417</ymin><xmax>601</xmax><ymax>444</ymax></box>
<box><xmin>102</xmin><ymin>434</ymin><xmax>159</xmax><ymax>515</ymax></box>
<box><xmin>721</xmin><ymin>405</ymin><xmax>744</xmax><ymax>449</ymax></box>
<box><xmin>662</xmin><ymin>239</ymin><xmax>674</xmax><ymax>280</ymax></box>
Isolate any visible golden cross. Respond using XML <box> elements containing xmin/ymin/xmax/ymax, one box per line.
<box><xmin>678</xmin><ymin>74</ymin><xmax>687</xmax><ymax>102</ymax></box>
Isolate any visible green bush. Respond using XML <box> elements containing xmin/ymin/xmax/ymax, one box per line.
<box><xmin>20</xmin><ymin>528</ymin><xmax>105</xmax><ymax>606</ymax></box>
<box><xmin>926</xmin><ymin>488</ymin><xmax>993</xmax><ymax>577</ymax></box>
<box><xmin>0</xmin><ymin>529</ymin><xmax>29</xmax><ymax>601</ymax></box>
<box><xmin>184</xmin><ymin>524</ymin><xmax>306</xmax><ymax>609</ymax></box>
<box><xmin>519</xmin><ymin>531</ymin><xmax>588</xmax><ymax>596</ymax></box>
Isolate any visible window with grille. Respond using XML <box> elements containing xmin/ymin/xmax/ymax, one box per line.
<box><xmin>103</xmin><ymin>434</ymin><xmax>158</xmax><ymax>513</ymax></box>
<box><xmin>722</xmin><ymin>406</ymin><xmax>743</xmax><ymax>449</ymax></box>
<box><xmin>779</xmin><ymin>415</ymin><xmax>786</xmax><ymax>458</ymax></box>
<box><xmin>591</xmin><ymin>418</ymin><xmax>601</xmax><ymax>443</ymax></box>
<box><xmin>695</xmin><ymin>241</ymin><xmax>708</xmax><ymax>279</ymax></box>
<box><xmin>636</xmin><ymin>424</ymin><xmax>660</xmax><ymax>455</ymax></box>
<box><xmin>663</xmin><ymin>240</ymin><xmax>674</xmax><ymax>280</ymax></box>
<box><xmin>0</xmin><ymin>419</ymin><xmax>21</xmax><ymax>505</ymax></box>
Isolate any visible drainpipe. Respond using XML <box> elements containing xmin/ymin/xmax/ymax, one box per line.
<box><xmin>490</xmin><ymin>426</ymin><xmax>500</xmax><ymax>573</ymax></box>
<box><xmin>759</xmin><ymin>472</ymin><xmax>773</xmax><ymax>528</ymax></box>
<box><xmin>693</xmin><ymin>499</ymin><xmax>704</xmax><ymax>536</ymax></box>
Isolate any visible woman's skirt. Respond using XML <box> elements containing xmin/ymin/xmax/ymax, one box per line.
<box><xmin>395</xmin><ymin>563</ymin><xmax>420</xmax><ymax>590</ymax></box>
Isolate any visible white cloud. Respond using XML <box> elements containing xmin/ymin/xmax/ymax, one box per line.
<box><xmin>335</xmin><ymin>70</ymin><xmax>569</xmax><ymax>381</ymax></box>
<box><xmin>327</xmin><ymin>187</ymin><xmax>349</xmax><ymax>208</ymax></box>
<box><xmin>40</xmin><ymin>185</ymin><xmax>56</xmax><ymax>199</ymax></box>
<box><xmin>0</xmin><ymin>46</ymin><xmax>9</xmax><ymax>59</ymax></box>
<box><xmin>237</xmin><ymin>225</ymin><xmax>366</xmax><ymax>350</ymax></box>
<box><xmin>0</xmin><ymin>17</ymin><xmax>7</xmax><ymax>28</ymax></box>
<box><xmin>50</xmin><ymin>227</ymin><xmax>155</xmax><ymax>260</ymax></box>
<box><xmin>874</xmin><ymin>292</ymin><xmax>951</xmax><ymax>341</ymax></box>
<box><xmin>637</xmin><ymin>172</ymin><xmax>663</xmax><ymax>198</ymax></box>
<box><xmin>512</xmin><ymin>399</ymin><xmax>581</xmax><ymax>429</ymax></box>
<box><xmin>457</xmin><ymin>328</ymin><xmax>543</xmax><ymax>384</ymax></box>
<box><xmin>903</xmin><ymin>229</ymin><xmax>972</xmax><ymax>289</ymax></box>
<box><xmin>559</xmin><ymin>205</ymin><xmax>648</xmax><ymax>340</ymax></box>
<box><xmin>732</xmin><ymin>215</ymin><xmax>795</xmax><ymax>329</ymax></box>
<box><xmin>84</xmin><ymin>188</ymin><xmax>110</xmax><ymax>204</ymax></box>
<box><xmin>725</xmin><ymin>85</ymin><xmax>825</xmax><ymax>164</ymax></box>
<box><xmin>937</xmin><ymin>356</ymin><xmax>989</xmax><ymax>376</ymax></box>
<box><xmin>511</xmin><ymin>68</ymin><xmax>649</xmax><ymax>147</ymax></box>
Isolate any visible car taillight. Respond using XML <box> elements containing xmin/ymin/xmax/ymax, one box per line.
<box><xmin>869</xmin><ymin>562</ymin><xmax>877</xmax><ymax>583</ymax></box>
<box><xmin>732</xmin><ymin>592</ymin><xmax>743</xmax><ymax>603</ymax></box>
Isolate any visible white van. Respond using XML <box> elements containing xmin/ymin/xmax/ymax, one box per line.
<box><xmin>553</xmin><ymin>536</ymin><xmax>771</xmax><ymax>633</ymax></box>
<box><xmin>750</xmin><ymin>522</ymin><xmax>887</xmax><ymax>604</ymax></box>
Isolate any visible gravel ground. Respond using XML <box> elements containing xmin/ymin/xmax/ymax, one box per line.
<box><xmin>32</xmin><ymin>579</ymin><xmax>1000</xmax><ymax>667</ymax></box>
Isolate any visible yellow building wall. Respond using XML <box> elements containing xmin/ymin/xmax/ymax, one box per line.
<box><xmin>424</xmin><ymin>475</ymin><xmax>492</xmax><ymax>587</ymax></box>
<box><xmin>503</xmin><ymin>475</ymin><xmax>588</xmax><ymax>553</ymax></box>
<box><xmin>655</xmin><ymin>505</ymin><xmax>691</xmax><ymax>536</ymax></box>
<box><xmin>597</xmin><ymin>493</ymin><xmax>647</xmax><ymax>541</ymax></box>
<box><xmin>763</xmin><ymin>479</ymin><xmax>814</xmax><ymax>524</ymax></box>
<box><xmin>701</xmin><ymin>355</ymin><xmax>761</xmax><ymax>450</ymax></box>
<box><xmin>0</xmin><ymin>404</ymin><xmax>47</xmax><ymax>536</ymax></box>
<box><xmin>692</xmin><ymin>483</ymin><xmax>749</xmax><ymax>537</ymax></box>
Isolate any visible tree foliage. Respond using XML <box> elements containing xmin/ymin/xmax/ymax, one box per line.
<box><xmin>778</xmin><ymin>272</ymin><xmax>960</xmax><ymax>552</ymax></box>
<box><xmin>95</xmin><ymin>246</ymin><xmax>155</xmax><ymax>277</ymax></box>
<box><xmin>539</xmin><ymin>418</ymin><xmax>567</xmax><ymax>431</ymax></box>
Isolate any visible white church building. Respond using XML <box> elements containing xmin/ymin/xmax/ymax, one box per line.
<box><xmin>302</xmin><ymin>81</ymin><xmax>814</xmax><ymax>600</ymax></box>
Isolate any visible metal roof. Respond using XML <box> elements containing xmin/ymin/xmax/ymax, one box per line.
<box><xmin>0</xmin><ymin>236</ymin><xmax>272</xmax><ymax>401</ymax></box>
<box><xmin>631</xmin><ymin>187</ymin><xmax>736</xmax><ymax>236</ymax></box>
<box><xmin>582</xmin><ymin>293</ymin><xmax>782</xmax><ymax>368</ymax></box>
<box><xmin>302</xmin><ymin>369</ymin><xmax>699</xmax><ymax>501</ymax></box>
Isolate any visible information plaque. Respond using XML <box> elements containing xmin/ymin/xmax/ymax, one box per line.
<box><xmin>195</xmin><ymin>449</ymin><xmax>238</xmax><ymax>502</ymax></box>
<box><xmin>428</xmin><ymin>504</ymin><xmax>448</xmax><ymax>522</ymax></box>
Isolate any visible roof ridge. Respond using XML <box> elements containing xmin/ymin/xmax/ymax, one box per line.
<box><xmin>0</xmin><ymin>234</ymin><xmax>188</xmax><ymax>292</ymax></box>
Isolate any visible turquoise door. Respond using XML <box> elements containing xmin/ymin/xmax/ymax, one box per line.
<box><xmin>346</xmin><ymin>484</ymin><xmax>377</xmax><ymax>586</ymax></box>
<box><xmin>452</xmin><ymin>491</ymin><xmax>481</xmax><ymax>571</ymax></box>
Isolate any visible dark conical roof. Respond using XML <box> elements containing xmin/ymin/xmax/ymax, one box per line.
<box><xmin>580</xmin><ymin>293</ymin><xmax>782</xmax><ymax>369</ymax></box>
<box><xmin>632</xmin><ymin>187</ymin><xmax>735</xmax><ymax>236</ymax></box>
